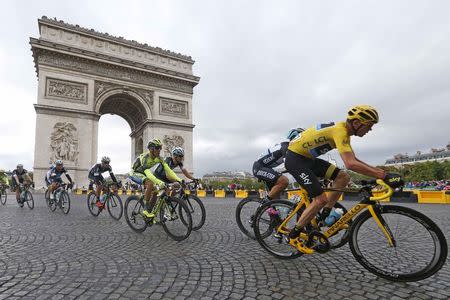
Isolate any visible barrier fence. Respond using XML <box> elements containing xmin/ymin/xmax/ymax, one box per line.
<box><xmin>71</xmin><ymin>188</ymin><xmax>450</xmax><ymax>204</ymax></box>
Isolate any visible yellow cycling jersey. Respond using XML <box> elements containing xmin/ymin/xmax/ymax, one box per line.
<box><xmin>132</xmin><ymin>152</ymin><xmax>182</xmax><ymax>185</ymax></box>
<box><xmin>288</xmin><ymin>121</ymin><xmax>353</xmax><ymax>158</ymax></box>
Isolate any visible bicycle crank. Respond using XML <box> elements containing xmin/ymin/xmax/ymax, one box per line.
<box><xmin>306</xmin><ymin>230</ymin><xmax>330</xmax><ymax>254</ymax></box>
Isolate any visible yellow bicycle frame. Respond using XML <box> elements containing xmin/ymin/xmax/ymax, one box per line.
<box><xmin>277</xmin><ymin>179</ymin><xmax>395</xmax><ymax>252</ymax></box>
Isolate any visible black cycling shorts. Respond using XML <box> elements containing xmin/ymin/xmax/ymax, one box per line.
<box><xmin>88</xmin><ymin>174</ymin><xmax>105</xmax><ymax>186</ymax></box>
<box><xmin>252</xmin><ymin>161</ymin><xmax>282</xmax><ymax>190</ymax></box>
<box><xmin>285</xmin><ymin>149</ymin><xmax>340</xmax><ymax>198</ymax></box>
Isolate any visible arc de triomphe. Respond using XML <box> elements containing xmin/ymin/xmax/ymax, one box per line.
<box><xmin>30</xmin><ymin>17</ymin><xmax>200</xmax><ymax>188</ymax></box>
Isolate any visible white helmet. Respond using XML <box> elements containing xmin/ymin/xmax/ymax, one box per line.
<box><xmin>171</xmin><ymin>147</ymin><xmax>185</xmax><ymax>157</ymax></box>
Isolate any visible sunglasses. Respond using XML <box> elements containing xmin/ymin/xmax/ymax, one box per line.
<box><xmin>150</xmin><ymin>146</ymin><xmax>162</xmax><ymax>150</ymax></box>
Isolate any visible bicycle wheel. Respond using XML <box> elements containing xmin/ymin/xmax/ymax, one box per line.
<box><xmin>48</xmin><ymin>196</ymin><xmax>57</xmax><ymax>212</ymax></box>
<box><xmin>160</xmin><ymin>197</ymin><xmax>192</xmax><ymax>241</ymax></box>
<box><xmin>25</xmin><ymin>191</ymin><xmax>34</xmax><ymax>209</ymax></box>
<box><xmin>107</xmin><ymin>193</ymin><xmax>123</xmax><ymax>220</ymax></box>
<box><xmin>254</xmin><ymin>200</ymin><xmax>303</xmax><ymax>259</ymax></box>
<box><xmin>124</xmin><ymin>195</ymin><xmax>147</xmax><ymax>233</ymax></box>
<box><xmin>184</xmin><ymin>195</ymin><xmax>206</xmax><ymax>231</ymax></box>
<box><xmin>87</xmin><ymin>192</ymin><xmax>100</xmax><ymax>217</ymax></box>
<box><xmin>235</xmin><ymin>197</ymin><xmax>264</xmax><ymax>239</ymax></box>
<box><xmin>0</xmin><ymin>189</ymin><xmax>6</xmax><ymax>205</ymax></box>
<box><xmin>349</xmin><ymin>205</ymin><xmax>448</xmax><ymax>282</ymax></box>
<box><xmin>60</xmin><ymin>191</ymin><xmax>71</xmax><ymax>214</ymax></box>
<box><xmin>44</xmin><ymin>189</ymin><xmax>50</xmax><ymax>204</ymax></box>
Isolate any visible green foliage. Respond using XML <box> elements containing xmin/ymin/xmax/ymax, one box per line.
<box><xmin>380</xmin><ymin>161</ymin><xmax>450</xmax><ymax>181</ymax></box>
<box><xmin>203</xmin><ymin>178</ymin><xmax>265</xmax><ymax>190</ymax></box>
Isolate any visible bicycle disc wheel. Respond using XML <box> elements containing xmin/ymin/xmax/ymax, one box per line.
<box><xmin>124</xmin><ymin>196</ymin><xmax>147</xmax><ymax>233</ymax></box>
<box><xmin>60</xmin><ymin>191</ymin><xmax>71</xmax><ymax>214</ymax></box>
<box><xmin>184</xmin><ymin>195</ymin><xmax>206</xmax><ymax>231</ymax></box>
<box><xmin>25</xmin><ymin>191</ymin><xmax>34</xmax><ymax>209</ymax></box>
<box><xmin>160</xmin><ymin>197</ymin><xmax>192</xmax><ymax>241</ymax></box>
<box><xmin>0</xmin><ymin>189</ymin><xmax>6</xmax><ymax>205</ymax></box>
<box><xmin>235</xmin><ymin>197</ymin><xmax>264</xmax><ymax>239</ymax></box>
<box><xmin>349</xmin><ymin>205</ymin><xmax>448</xmax><ymax>282</ymax></box>
<box><xmin>107</xmin><ymin>193</ymin><xmax>123</xmax><ymax>220</ymax></box>
<box><xmin>254</xmin><ymin>200</ymin><xmax>303</xmax><ymax>259</ymax></box>
<box><xmin>87</xmin><ymin>192</ymin><xmax>100</xmax><ymax>216</ymax></box>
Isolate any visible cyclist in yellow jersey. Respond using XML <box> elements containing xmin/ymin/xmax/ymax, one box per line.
<box><xmin>286</xmin><ymin>105</ymin><xmax>404</xmax><ymax>240</ymax></box>
<box><xmin>129</xmin><ymin>138</ymin><xmax>183</xmax><ymax>218</ymax></box>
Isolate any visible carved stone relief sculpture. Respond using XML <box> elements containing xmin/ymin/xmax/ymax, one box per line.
<box><xmin>49</xmin><ymin>122</ymin><xmax>79</xmax><ymax>164</ymax></box>
<box><xmin>46</xmin><ymin>78</ymin><xmax>87</xmax><ymax>103</ymax></box>
<box><xmin>160</xmin><ymin>98</ymin><xmax>188</xmax><ymax>118</ymax></box>
<box><xmin>163</xmin><ymin>134</ymin><xmax>185</xmax><ymax>156</ymax></box>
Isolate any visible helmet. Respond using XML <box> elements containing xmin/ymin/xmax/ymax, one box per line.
<box><xmin>171</xmin><ymin>146</ymin><xmax>185</xmax><ymax>157</ymax></box>
<box><xmin>286</xmin><ymin>127</ymin><xmax>305</xmax><ymax>141</ymax></box>
<box><xmin>347</xmin><ymin>105</ymin><xmax>379</xmax><ymax>124</ymax></box>
<box><xmin>101</xmin><ymin>156</ymin><xmax>111</xmax><ymax>164</ymax></box>
<box><xmin>17</xmin><ymin>164</ymin><xmax>23</xmax><ymax>169</ymax></box>
<box><xmin>147</xmin><ymin>138</ymin><xmax>163</xmax><ymax>149</ymax></box>
<box><xmin>55</xmin><ymin>160</ymin><xmax>63</xmax><ymax>166</ymax></box>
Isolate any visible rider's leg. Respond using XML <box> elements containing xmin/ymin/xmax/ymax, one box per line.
<box><xmin>49</xmin><ymin>182</ymin><xmax>58</xmax><ymax>199</ymax></box>
<box><xmin>95</xmin><ymin>182</ymin><xmax>102</xmax><ymax>199</ymax></box>
<box><xmin>293</xmin><ymin>192</ymin><xmax>328</xmax><ymax>230</ymax></box>
<box><xmin>321</xmin><ymin>170</ymin><xmax>350</xmax><ymax>218</ymax></box>
<box><xmin>284</xmin><ymin>150</ymin><xmax>328</xmax><ymax>238</ymax></box>
<box><xmin>268</xmin><ymin>175</ymin><xmax>289</xmax><ymax>200</ymax></box>
<box><xmin>14</xmin><ymin>176</ymin><xmax>20</xmax><ymax>200</ymax></box>
<box><xmin>143</xmin><ymin>180</ymin><xmax>157</xmax><ymax>214</ymax></box>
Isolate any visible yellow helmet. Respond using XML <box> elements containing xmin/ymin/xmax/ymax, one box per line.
<box><xmin>347</xmin><ymin>105</ymin><xmax>379</xmax><ymax>124</ymax></box>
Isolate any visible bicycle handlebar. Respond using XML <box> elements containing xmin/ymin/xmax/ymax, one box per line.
<box><xmin>368</xmin><ymin>179</ymin><xmax>394</xmax><ymax>201</ymax></box>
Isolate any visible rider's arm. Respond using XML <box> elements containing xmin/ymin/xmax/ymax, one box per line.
<box><xmin>181</xmin><ymin>168</ymin><xmax>195</xmax><ymax>180</ymax></box>
<box><xmin>340</xmin><ymin>151</ymin><xmax>386</xmax><ymax>179</ymax></box>
<box><xmin>65</xmin><ymin>173</ymin><xmax>73</xmax><ymax>183</ymax></box>
<box><xmin>143</xmin><ymin>169</ymin><xmax>165</xmax><ymax>186</ymax></box>
<box><xmin>109</xmin><ymin>172</ymin><xmax>118</xmax><ymax>183</ymax></box>
<box><xmin>163</xmin><ymin>163</ymin><xmax>182</xmax><ymax>183</ymax></box>
<box><xmin>13</xmin><ymin>174</ymin><xmax>20</xmax><ymax>185</ymax></box>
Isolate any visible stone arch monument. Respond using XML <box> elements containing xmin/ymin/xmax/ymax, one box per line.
<box><xmin>30</xmin><ymin>17</ymin><xmax>200</xmax><ymax>188</ymax></box>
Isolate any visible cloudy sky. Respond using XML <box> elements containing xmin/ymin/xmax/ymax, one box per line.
<box><xmin>0</xmin><ymin>0</ymin><xmax>449</xmax><ymax>176</ymax></box>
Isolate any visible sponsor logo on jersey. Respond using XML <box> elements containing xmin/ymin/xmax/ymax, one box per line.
<box><xmin>256</xmin><ymin>170</ymin><xmax>276</xmax><ymax>180</ymax></box>
<box><xmin>300</xmin><ymin>173</ymin><xmax>312</xmax><ymax>185</ymax></box>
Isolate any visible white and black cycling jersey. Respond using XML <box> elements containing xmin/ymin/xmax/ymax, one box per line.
<box><xmin>255</xmin><ymin>141</ymin><xmax>289</xmax><ymax>168</ymax></box>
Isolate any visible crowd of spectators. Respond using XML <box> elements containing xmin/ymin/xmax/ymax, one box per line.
<box><xmin>404</xmin><ymin>180</ymin><xmax>450</xmax><ymax>191</ymax></box>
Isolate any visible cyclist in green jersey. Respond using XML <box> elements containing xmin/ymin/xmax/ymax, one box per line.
<box><xmin>129</xmin><ymin>138</ymin><xmax>183</xmax><ymax>218</ymax></box>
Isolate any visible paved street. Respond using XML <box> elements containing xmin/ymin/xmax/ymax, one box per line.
<box><xmin>0</xmin><ymin>194</ymin><xmax>449</xmax><ymax>299</ymax></box>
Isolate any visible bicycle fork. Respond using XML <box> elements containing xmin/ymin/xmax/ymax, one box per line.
<box><xmin>368</xmin><ymin>204</ymin><xmax>396</xmax><ymax>247</ymax></box>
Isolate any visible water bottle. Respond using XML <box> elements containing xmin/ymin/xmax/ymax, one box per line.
<box><xmin>100</xmin><ymin>194</ymin><xmax>105</xmax><ymax>203</ymax></box>
<box><xmin>325</xmin><ymin>208</ymin><xmax>344</xmax><ymax>226</ymax></box>
<box><xmin>278</xmin><ymin>206</ymin><xmax>291</xmax><ymax>219</ymax></box>
<box><xmin>20</xmin><ymin>191</ymin><xmax>26</xmax><ymax>200</ymax></box>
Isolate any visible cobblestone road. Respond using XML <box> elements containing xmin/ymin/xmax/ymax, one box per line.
<box><xmin>0</xmin><ymin>194</ymin><xmax>448</xmax><ymax>299</ymax></box>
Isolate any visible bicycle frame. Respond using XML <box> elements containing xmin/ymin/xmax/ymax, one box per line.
<box><xmin>277</xmin><ymin>179</ymin><xmax>395</xmax><ymax>250</ymax></box>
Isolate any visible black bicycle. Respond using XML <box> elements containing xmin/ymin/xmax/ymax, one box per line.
<box><xmin>171</xmin><ymin>181</ymin><xmax>206</xmax><ymax>231</ymax></box>
<box><xmin>87</xmin><ymin>181</ymin><xmax>123</xmax><ymax>220</ymax></box>
<box><xmin>46</xmin><ymin>183</ymin><xmax>71</xmax><ymax>214</ymax></box>
<box><xmin>0</xmin><ymin>184</ymin><xmax>8</xmax><ymax>205</ymax></box>
<box><xmin>17</xmin><ymin>184</ymin><xmax>34</xmax><ymax>209</ymax></box>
